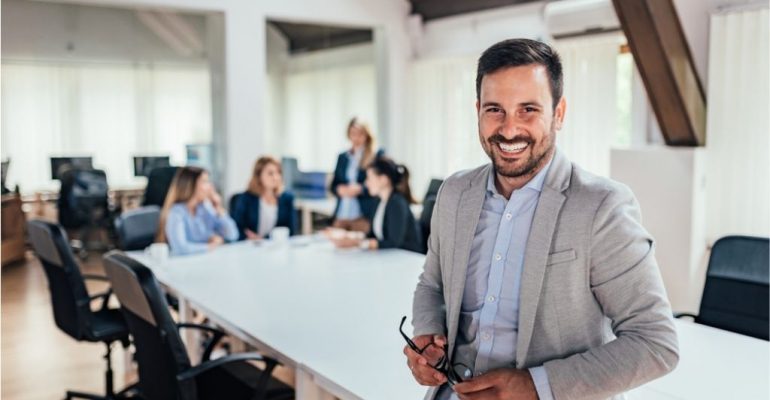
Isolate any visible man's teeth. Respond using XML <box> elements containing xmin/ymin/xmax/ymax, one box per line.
<box><xmin>499</xmin><ymin>142</ymin><xmax>529</xmax><ymax>152</ymax></box>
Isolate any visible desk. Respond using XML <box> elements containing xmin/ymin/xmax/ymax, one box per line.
<box><xmin>129</xmin><ymin>240</ymin><xmax>770</xmax><ymax>400</ymax></box>
<box><xmin>629</xmin><ymin>320</ymin><xmax>769</xmax><ymax>399</ymax></box>
<box><xmin>295</xmin><ymin>198</ymin><xmax>424</xmax><ymax>235</ymax></box>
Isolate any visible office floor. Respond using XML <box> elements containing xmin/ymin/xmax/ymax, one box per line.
<box><xmin>1</xmin><ymin>251</ymin><xmax>132</xmax><ymax>400</ymax></box>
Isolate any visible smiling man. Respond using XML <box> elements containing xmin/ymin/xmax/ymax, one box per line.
<box><xmin>404</xmin><ymin>39</ymin><xmax>679</xmax><ymax>400</ymax></box>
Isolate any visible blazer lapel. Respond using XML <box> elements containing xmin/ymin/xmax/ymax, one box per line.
<box><xmin>516</xmin><ymin>151</ymin><xmax>571</xmax><ymax>366</ymax></box>
<box><xmin>447</xmin><ymin>166</ymin><xmax>489</xmax><ymax>354</ymax></box>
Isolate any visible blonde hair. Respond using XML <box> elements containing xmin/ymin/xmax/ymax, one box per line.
<box><xmin>247</xmin><ymin>156</ymin><xmax>283</xmax><ymax>196</ymax></box>
<box><xmin>156</xmin><ymin>166</ymin><xmax>205</xmax><ymax>243</ymax></box>
<box><xmin>347</xmin><ymin>117</ymin><xmax>376</xmax><ymax>167</ymax></box>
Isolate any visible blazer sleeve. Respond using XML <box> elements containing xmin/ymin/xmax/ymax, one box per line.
<box><xmin>542</xmin><ymin>186</ymin><xmax>679</xmax><ymax>399</ymax></box>
<box><xmin>377</xmin><ymin>195</ymin><xmax>410</xmax><ymax>250</ymax></box>
<box><xmin>229</xmin><ymin>193</ymin><xmax>248</xmax><ymax>241</ymax></box>
<box><xmin>330</xmin><ymin>153</ymin><xmax>346</xmax><ymax>198</ymax></box>
<box><xmin>411</xmin><ymin>182</ymin><xmax>448</xmax><ymax>337</ymax></box>
<box><xmin>279</xmin><ymin>192</ymin><xmax>298</xmax><ymax>236</ymax></box>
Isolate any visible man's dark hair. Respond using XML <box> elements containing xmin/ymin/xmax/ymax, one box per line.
<box><xmin>476</xmin><ymin>38</ymin><xmax>563</xmax><ymax>109</ymax></box>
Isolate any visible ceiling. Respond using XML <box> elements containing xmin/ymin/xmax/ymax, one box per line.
<box><xmin>409</xmin><ymin>0</ymin><xmax>542</xmax><ymax>21</ymax></box>
<box><xmin>268</xmin><ymin>21</ymin><xmax>373</xmax><ymax>54</ymax></box>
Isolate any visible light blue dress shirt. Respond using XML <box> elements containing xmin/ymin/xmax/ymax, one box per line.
<box><xmin>437</xmin><ymin>158</ymin><xmax>554</xmax><ymax>400</ymax></box>
<box><xmin>336</xmin><ymin>149</ymin><xmax>363</xmax><ymax>220</ymax></box>
<box><xmin>165</xmin><ymin>201</ymin><xmax>239</xmax><ymax>256</ymax></box>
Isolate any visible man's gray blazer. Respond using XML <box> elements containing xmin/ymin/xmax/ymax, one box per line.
<box><xmin>412</xmin><ymin>150</ymin><xmax>679</xmax><ymax>400</ymax></box>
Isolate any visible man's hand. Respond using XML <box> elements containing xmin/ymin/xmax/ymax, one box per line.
<box><xmin>208</xmin><ymin>234</ymin><xmax>224</xmax><ymax>250</ymax></box>
<box><xmin>403</xmin><ymin>334</ymin><xmax>448</xmax><ymax>387</ymax></box>
<box><xmin>453</xmin><ymin>368</ymin><xmax>537</xmax><ymax>400</ymax></box>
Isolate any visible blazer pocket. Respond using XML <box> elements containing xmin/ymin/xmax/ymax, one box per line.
<box><xmin>547</xmin><ymin>249</ymin><xmax>577</xmax><ymax>266</ymax></box>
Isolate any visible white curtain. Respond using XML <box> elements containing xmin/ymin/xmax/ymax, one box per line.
<box><xmin>1</xmin><ymin>61</ymin><xmax>211</xmax><ymax>193</ymax></box>
<box><xmin>555</xmin><ymin>34</ymin><xmax>623</xmax><ymax>177</ymax></box>
<box><xmin>277</xmin><ymin>64</ymin><xmax>378</xmax><ymax>172</ymax></box>
<box><xmin>704</xmin><ymin>7</ymin><xmax>770</xmax><ymax>240</ymax></box>
<box><xmin>399</xmin><ymin>56</ymin><xmax>487</xmax><ymax>199</ymax></box>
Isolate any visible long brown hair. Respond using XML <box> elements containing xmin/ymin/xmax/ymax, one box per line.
<box><xmin>367</xmin><ymin>157</ymin><xmax>416</xmax><ymax>204</ymax></box>
<box><xmin>347</xmin><ymin>117</ymin><xmax>376</xmax><ymax>167</ymax></box>
<box><xmin>247</xmin><ymin>156</ymin><xmax>283</xmax><ymax>196</ymax></box>
<box><xmin>156</xmin><ymin>166</ymin><xmax>205</xmax><ymax>243</ymax></box>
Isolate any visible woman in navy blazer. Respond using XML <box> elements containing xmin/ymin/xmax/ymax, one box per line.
<box><xmin>230</xmin><ymin>157</ymin><xmax>297</xmax><ymax>240</ymax></box>
<box><xmin>330</xmin><ymin>117</ymin><xmax>383</xmax><ymax>233</ymax></box>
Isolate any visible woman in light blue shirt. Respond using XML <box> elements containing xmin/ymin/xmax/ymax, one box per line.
<box><xmin>156</xmin><ymin>166</ymin><xmax>238</xmax><ymax>256</ymax></box>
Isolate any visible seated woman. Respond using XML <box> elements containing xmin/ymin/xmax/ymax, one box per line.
<box><xmin>230</xmin><ymin>156</ymin><xmax>296</xmax><ymax>240</ymax></box>
<box><xmin>331</xmin><ymin>157</ymin><xmax>422</xmax><ymax>253</ymax></box>
<box><xmin>157</xmin><ymin>166</ymin><xmax>238</xmax><ymax>256</ymax></box>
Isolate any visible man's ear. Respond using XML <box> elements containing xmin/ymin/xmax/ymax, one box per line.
<box><xmin>553</xmin><ymin>97</ymin><xmax>567</xmax><ymax>130</ymax></box>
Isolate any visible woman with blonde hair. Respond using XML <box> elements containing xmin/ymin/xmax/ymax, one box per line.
<box><xmin>230</xmin><ymin>156</ymin><xmax>296</xmax><ymax>240</ymax></box>
<box><xmin>330</xmin><ymin>117</ymin><xmax>383</xmax><ymax>232</ymax></box>
<box><xmin>157</xmin><ymin>166</ymin><xmax>238</xmax><ymax>255</ymax></box>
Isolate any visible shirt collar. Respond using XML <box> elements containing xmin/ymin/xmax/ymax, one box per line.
<box><xmin>486</xmin><ymin>154</ymin><xmax>554</xmax><ymax>196</ymax></box>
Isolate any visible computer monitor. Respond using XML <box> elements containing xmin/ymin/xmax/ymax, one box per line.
<box><xmin>133</xmin><ymin>156</ymin><xmax>171</xmax><ymax>177</ymax></box>
<box><xmin>50</xmin><ymin>157</ymin><xmax>93</xmax><ymax>180</ymax></box>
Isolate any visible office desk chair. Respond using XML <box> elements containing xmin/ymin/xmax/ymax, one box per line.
<box><xmin>676</xmin><ymin>235</ymin><xmax>769</xmax><ymax>340</ymax></box>
<box><xmin>27</xmin><ymin>220</ymin><xmax>136</xmax><ymax>399</ymax></box>
<box><xmin>417</xmin><ymin>178</ymin><xmax>443</xmax><ymax>254</ymax></box>
<box><xmin>58</xmin><ymin>168</ymin><xmax>114</xmax><ymax>258</ymax></box>
<box><xmin>143</xmin><ymin>166</ymin><xmax>179</xmax><ymax>208</ymax></box>
<box><xmin>115</xmin><ymin>206</ymin><xmax>161</xmax><ymax>251</ymax></box>
<box><xmin>103</xmin><ymin>252</ymin><xmax>294</xmax><ymax>400</ymax></box>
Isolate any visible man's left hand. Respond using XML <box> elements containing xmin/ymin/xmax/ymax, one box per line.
<box><xmin>453</xmin><ymin>368</ymin><xmax>538</xmax><ymax>400</ymax></box>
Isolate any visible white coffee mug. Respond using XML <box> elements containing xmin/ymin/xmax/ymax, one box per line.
<box><xmin>147</xmin><ymin>242</ymin><xmax>169</xmax><ymax>262</ymax></box>
<box><xmin>271</xmin><ymin>226</ymin><xmax>290</xmax><ymax>243</ymax></box>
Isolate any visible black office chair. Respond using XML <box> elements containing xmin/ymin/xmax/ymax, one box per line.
<box><xmin>27</xmin><ymin>220</ymin><xmax>136</xmax><ymax>400</ymax></box>
<box><xmin>676</xmin><ymin>236</ymin><xmax>769</xmax><ymax>340</ymax></box>
<box><xmin>115</xmin><ymin>206</ymin><xmax>161</xmax><ymax>251</ymax></box>
<box><xmin>143</xmin><ymin>166</ymin><xmax>179</xmax><ymax>208</ymax></box>
<box><xmin>417</xmin><ymin>179</ymin><xmax>443</xmax><ymax>254</ymax></box>
<box><xmin>58</xmin><ymin>168</ymin><xmax>113</xmax><ymax>257</ymax></box>
<box><xmin>103</xmin><ymin>252</ymin><xmax>295</xmax><ymax>400</ymax></box>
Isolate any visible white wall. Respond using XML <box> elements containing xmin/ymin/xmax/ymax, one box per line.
<box><xmin>611</xmin><ymin>147</ymin><xmax>708</xmax><ymax>312</ymax></box>
<box><xmin>35</xmin><ymin>0</ymin><xmax>413</xmax><ymax>198</ymax></box>
<box><xmin>2</xmin><ymin>0</ymin><xmax>207</xmax><ymax>64</ymax></box>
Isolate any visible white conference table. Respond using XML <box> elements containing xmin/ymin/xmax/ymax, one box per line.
<box><xmin>128</xmin><ymin>239</ymin><xmax>770</xmax><ymax>400</ymax></box>
<box><xmin>129</xmin><ymin>238</ymin><xmax>427</xmax><ymax>400</ymax></box>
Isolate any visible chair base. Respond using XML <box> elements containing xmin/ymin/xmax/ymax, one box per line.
<box><xmin>65</xmin><ymin>383</ymin><xmax>138</xmax><ymax>400</ymax></box>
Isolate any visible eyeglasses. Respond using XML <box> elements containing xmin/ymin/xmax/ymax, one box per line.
<box><xmin>399</xmin><ymin>316</ymin><xmax>473</xmax><ymax>385</ymax></box>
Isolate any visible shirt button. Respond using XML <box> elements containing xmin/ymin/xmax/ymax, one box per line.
<box><xmin>505</xmin><ymin>213</ymin><xmax>512</xmax><ymax>220</ymax></box>
<box><xmin>482</xmin><ymin>333</ymin><xmax>491</xmax><ymax>340</ymax></box>
<box><xmin>494</xmin><ymin>253</ymin><xmax>502</xmax><ymax>261</ymax></box>
<box><xmin>487</xmin><ymin>295</ymin><xmax>495</xmax><ymax>302</ymax></box>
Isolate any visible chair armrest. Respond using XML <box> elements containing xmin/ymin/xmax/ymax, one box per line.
<box><xmin>177</xmin><ymin>323</ymin><xmax>226</xmax><ymax>363</ymax></box>
<box><xmin>674</xmin><ymin>312</ymin><xmax>698</xmax><ymax>319</ymax></box>
<box><xmin>88</xmin><ymin>289</ymin><xmax>114</xmax><ymax>310</ymax></box>
<box><xmin>176</xmin><ymin>352</ymin><xmax>278</xmax><ymax>382</ymax></box>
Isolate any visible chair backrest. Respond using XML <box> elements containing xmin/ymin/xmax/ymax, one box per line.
<box><xmin>27</xmin><ymin>220</ymin><xmax>92</xmax><ymax>340</ymax></box>
<box><xmin>103</xmin><ymin>252</ymin><xmax>193</xmax><ymax>399</ymax></box>
<box><xmin>58</xmin><ymin>168</ymin><xmax>109</xmax><ymax>229</ymax></box>
<box><xmin>697</xmin><ymin>236</ymin><xmax>769</xmax><ymax>340</ymax></box>
<box><xmin>143</xmin><ymin>166</ymin><xmax>179</xmax><ymax>208</ymax></box>
<box><xmin>115</xmin><ymin>206</ymin><xmax>161</xmax><ymax>251</ymax></box>
<box><xmin>418</xmin><ymin>195</ymin><xmax>437</xmax><ymax>254</ymax></box>
<box><xmin>425</xmin><ymin>178</ymin><xmax>443</xmax><ymax>200</ymax></box>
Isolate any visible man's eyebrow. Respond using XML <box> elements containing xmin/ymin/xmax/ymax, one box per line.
<box><xmin>480</xmin><ymin>102</ymin><xmax>502</xmax><ymax>108</ymax></box>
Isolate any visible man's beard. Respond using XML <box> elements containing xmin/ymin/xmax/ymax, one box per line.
<box><xmin>482</xmin><ymin>125</ymin><xmax>556</xmax><ymax>178</ymax></box>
